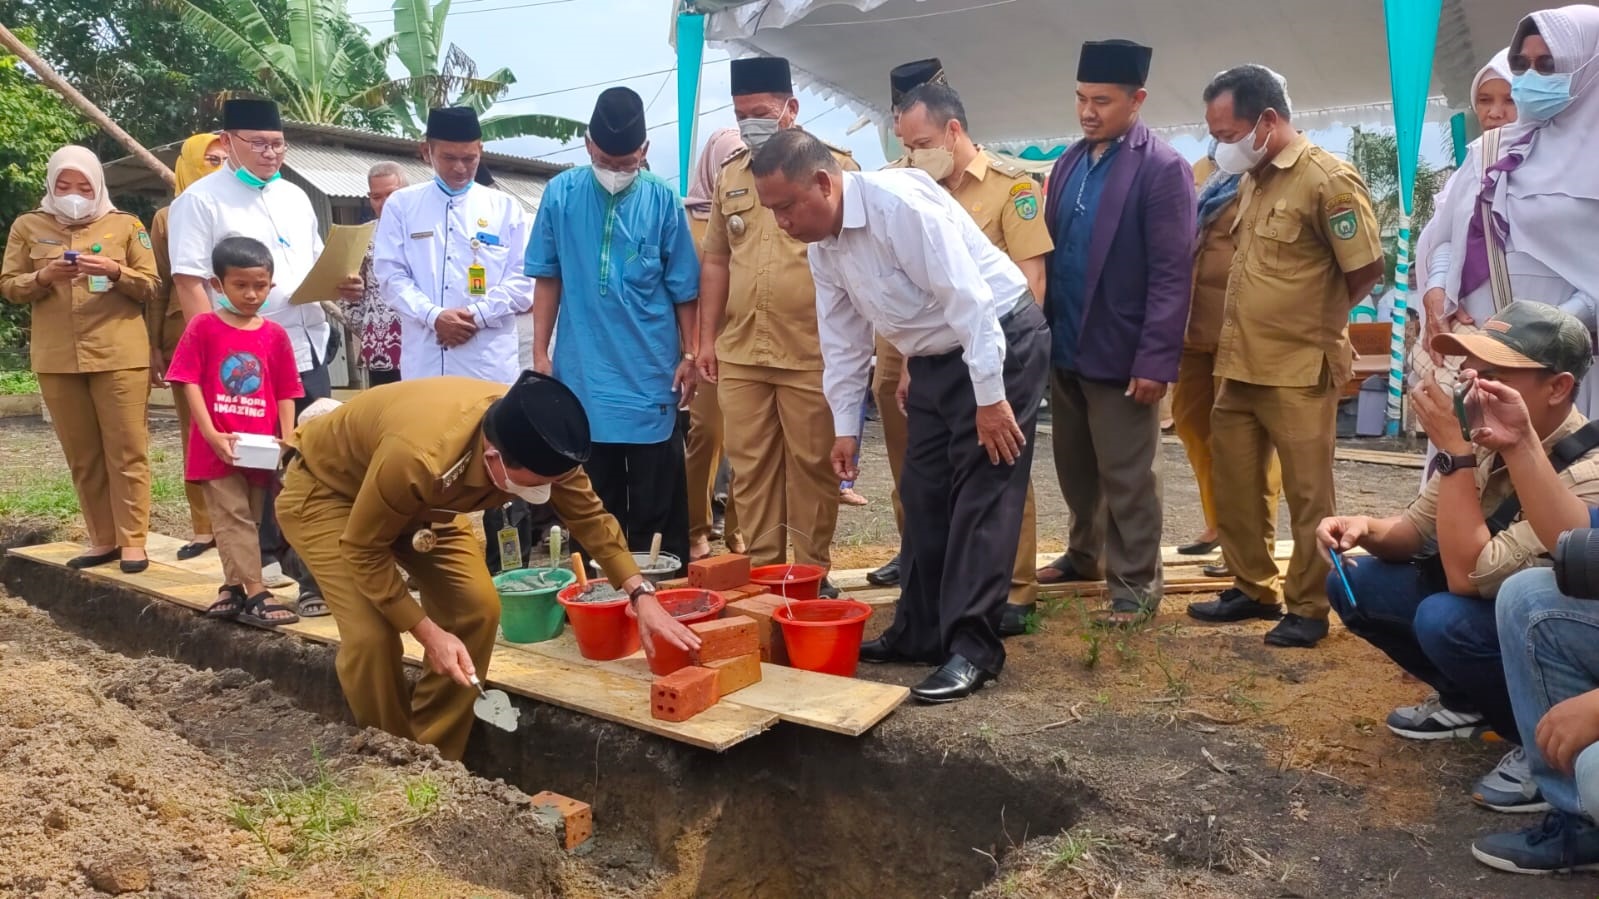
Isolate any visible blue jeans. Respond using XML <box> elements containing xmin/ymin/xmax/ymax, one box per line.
<box><xmin>1497</xmin><ymin>568</ymin><xmax>1599</xmax><ymax>817</ymax></box>
<box><xmin>1328</xmin><ymin>557</ymin><xmax>1516</xmax><ymax>740</ymax></box>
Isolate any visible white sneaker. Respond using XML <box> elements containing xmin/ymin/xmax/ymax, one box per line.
<box><xmin>1474</xmin><ymin>747</ymin><xmax>1553</xmax><ymax>814</ymax></box>
<box><xmin>1386</xmin><ymin>691</ymin><xmax>1484</xmax><ymax>740</ymax></box>
<box><xmin>261</xmin><ymin>562</ymin><xmax>295</xmax><ymax>589</ymax></box>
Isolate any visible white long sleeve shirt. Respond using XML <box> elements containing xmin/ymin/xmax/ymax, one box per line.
<box><xmin>168</xmin><ymin>168</ymin><xmax>330</xmax><ymax>372</ymax></box>
<box><xmin>374</xmin><ymin>181</ymin><xmax>533</xmax><ymax>384</ymax></box>
<box><xmin>808</xmin><ymin>168</ymin><xmax>1029</xmax><ymax>437</ymax></box>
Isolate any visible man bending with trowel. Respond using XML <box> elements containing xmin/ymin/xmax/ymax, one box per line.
<box><xmin>278</xmin><ymin>370</ymin><xmax>699</xmax><ymax>759</ymax></box>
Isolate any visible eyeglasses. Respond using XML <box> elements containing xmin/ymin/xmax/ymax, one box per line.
<box><xmin>203</xmin><ymin>154</ymin><xmax>227</xmax><ymax>167</ymax></box>
<box><xmin>231</xmin><ymin>135</ymin><xmax>290</xmax><ymax>156</ymax></box>
<box><xmin>1509</xmin><ymin>54</ymin><xmax>1558</xmax><ymax>76</ymax></box>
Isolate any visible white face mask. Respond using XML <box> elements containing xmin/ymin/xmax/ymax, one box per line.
<box><xmin>907</xmin><ymin>147</ymin><xmax>956</xmax><ymax>182</ymax></box>
<box><xmin>738</xmin><ymin>117</ymin><xmax>782</xmax><ymax>150</ymax></box>
<box><xmin>54</xmin><ymin>193</ymin><xmax>95</xmax><ymax>222</ymax></box>
<box><xmin>1213</xmin><ymin>119</ymin><xmax>1270</xmax><ymax>175</ymax></box>
<box><xmin>593</xmin><ymin>166</ymin><xmax>638</xmax><ymax>195</ymax></box>
<box><xmin>489</xmin><ymin>453</ymin><xmax>553</xmax><ymax>505</ymax></box>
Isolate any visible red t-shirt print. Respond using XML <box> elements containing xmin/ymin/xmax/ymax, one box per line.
<box><xmin>165</xmin><ymin>312</ymin><xmax>305</xmax><ymax>483</ymax></box>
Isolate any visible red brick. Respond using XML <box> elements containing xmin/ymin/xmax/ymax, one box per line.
<box><xmin>708</xmin><ymin>652</ymin><xmax>762</xmax><ymax>696</ymax></box>
<box><xmin>529</xmin><ymin>791</ymin><xmax>593</xmax><ymax>850</ymax></box>
<box><xmin>688</xmin><ymin>554</ymin><xmax>751</xmax><ymax>591</ymax></box>
<box><xmin>651</xmin><ymin>666</ymin><xmax>719</xmax><ymax>722</ymax></box>
<box><xmin>688</xmin><ymin>617</ymin><xmax>758</xmax><ymax>664</ymax></box>
<box><xmin>726</xmin><ymin>595</ymin><xmax>788</xmax><ymax>665</ymax></box>
<box><xmin>657</xmin><ymin>577</ymin><xmax>691</xmax><ymax>590</ymax></box>
<box><xmin>721</xmin><ymin>583</ymin><xmax>769</xmax><ymax>602</ymax></box>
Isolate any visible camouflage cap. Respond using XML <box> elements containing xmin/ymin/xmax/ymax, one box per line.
<box><xmin>1432</xmin><ymin>301</ymin><xmax>1594</xmax><ymax>380</ymax></box>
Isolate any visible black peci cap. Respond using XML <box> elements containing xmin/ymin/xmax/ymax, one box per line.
<box><xmin>485</xmin><ymin>370</ymin><xmax>592</xmax><ymax>476</ymax></box>
<box><xmin>890</xmin><ymin>58</ymin><xmax>946</xmax><ymax>107</ymax></box>
<box><xmin>222</xmin><ymin>98</ymin><xmax>282</xmax><ymax>131</ymax></box>
<box><xmin>427</xmin><ymin>106</ymin><xmax>482</xmax><ymax>142</ymax></box>
<box><xmin>1077</xmin><ymin>39</ymin><xmax>1153</xmax><ymax>86</ymax></box>
<box><xmin>589</xmin><ymin>87</ymin><xmax>647</xmax><ymax>156</ymax></box>
<box><xmin>731</xmin><ymin>56</ymin><xmax>793</xmax><ymax>96</ymax></box>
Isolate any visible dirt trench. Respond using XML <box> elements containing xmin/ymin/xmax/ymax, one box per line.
<box><xmin>1</xmin><ymin>553</ymin><xmax>1083</xmax><ymax>898</ymax></box>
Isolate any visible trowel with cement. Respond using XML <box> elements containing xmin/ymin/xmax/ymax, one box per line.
<box><xmin>470</xmin><ymin>675</ymin><xmax>520</xmax><ymax>732</ymax></box>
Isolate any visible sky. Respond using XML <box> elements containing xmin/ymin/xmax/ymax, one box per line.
<box><xmin>343</xmin><ymin>0</ymin><xmax>1455</xmax><ymax>185</ymax></box>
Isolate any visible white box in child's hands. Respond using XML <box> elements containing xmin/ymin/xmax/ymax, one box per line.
<box><xmin>233</xmin><ymin>433</ymin><xmax>281</xmax><ymax>471</ymax></box>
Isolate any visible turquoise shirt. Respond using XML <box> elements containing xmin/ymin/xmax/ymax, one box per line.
<box><xmin>525</xmin><ymin>168</ymin><xmax>699</xmax><ymax>444</ymax></box>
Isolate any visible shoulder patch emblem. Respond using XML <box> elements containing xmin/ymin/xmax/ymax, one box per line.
<box><xmin>440</xmin><ymin>452</ymin><xmax>471</xmax><ymax>490</ymax></box>
<box><xmin>1325</xmin><ymin>192</ymin><xmax>1359</xmax><ymax>241</ymax></box>
<box><xmin>1009</xmin><ymin>182</ymin><xmax>1038</xmax><ymax>221</ymax></box>
<box><xmin>138</xmin><ymin>230</ymin><xmax>152</xmax><ymax>250</ymax></box>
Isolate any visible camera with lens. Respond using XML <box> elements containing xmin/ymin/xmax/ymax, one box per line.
<box><xmin>1554</xmin><ymin>528</ymin><xmax>1599</xmax><ymax>599</ymax></box>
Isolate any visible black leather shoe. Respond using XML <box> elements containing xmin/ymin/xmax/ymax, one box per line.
<box><xmin>859</xmin><ymin>637</ymin><xmax>918</xmax><ymax>665</ymax></box>
<box><xmin>1186</xmin><ymin>588</ymin><xmax>1283</xmax><ymax>623</ymax></box>
<box><xmin>1264</xmin><ymin>614</ymin><xmax>1329</xmax><ymax>648</ymax></box>
<box><xmin>866</xmin><ymin>554</ymin><xmax>902</xmax><ymax>587</ymax></box>
<box><xmin>119</xmin><ymin>558</ymin><xmax>149</xmax><ymax>574</ymax></box>
<box><xmin>1201</xmin><ymin>561</ymin><xmax>1232</xmax><ymax>578</ymax></box>
<box><xmin>1178</xmin><ymin>539</ymin><xmax>1220</xmax><ymax>556</ymax></box>
<box><xmin>911</xmin><ymin>655</ymin><xmax>995</xmax><ymax>703</ymax></box>
<box><xmin>998</xmin><ymin>602</ymin><xmax>1036</xmax><ymax>638</ymax></box>
<box><xmin>66</xmin><ymin>549</ymin><xmax>119</xmax><ymax>570</ymax></box>
<box><xmin>818</xmin><ymin>577</ymin><xmax>840</xmax><ymax>599</ymax></box>
<box><xmin>176</xmin><ymin>539</ymin><xmax>216</xmax><ymax>561</ymax></box>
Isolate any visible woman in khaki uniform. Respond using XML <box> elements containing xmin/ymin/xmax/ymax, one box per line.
<box><xmin>1</xmin><ymin>146</ymin><xmax>161</xmax><ymax>572</ymax></box>
<box><xmin>148</xmin><ymin>133</ymin><xmax>226</xmax><ymax>559</ymax></box>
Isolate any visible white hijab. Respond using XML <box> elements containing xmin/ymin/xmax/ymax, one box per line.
<box><xmin>1414</xmin><ymin>48</ymin><xmax>1513</xmax><ymax>311</ymax></box>
<box><xmin>1489</xmin><ymin>5</ymin><xmax>1599</xmax><ymax>300</ymax></box>
<box><xmin>39</xmin><ymin>145</ymin><xmax>115</xmax><ymax>226</ymax></box>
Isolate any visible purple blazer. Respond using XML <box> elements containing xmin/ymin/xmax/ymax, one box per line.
<box><xmin>1043</xmin><ymin>119</ymin><xmax>1197</xmax><ymax>384</ymax></box>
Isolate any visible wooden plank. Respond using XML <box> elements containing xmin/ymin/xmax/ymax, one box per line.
<box><xmin>510</xmin><ymin>631</ymin><xmax>909</xmax><ymax>737</ymax></box>
<box><xmin>829</xmin><ymin>543</ymin><xmax>1298</xmax><ymax>592</ymax></box>
<box><xmin>6</xmin><ymin>542</ymin><xmax>774</xmax><ymax>751</ymax></box>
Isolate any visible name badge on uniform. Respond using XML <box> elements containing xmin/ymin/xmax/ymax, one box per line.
<box><xmin>475</xmin><ymin>231</ymin><xmax>501</xmax><ymax>247</ymax></box>
<box><xmin>468</xmin><ymin>263</ymin><xmax>487</xmax><ymax>296</ymax></box>
<box><xmin>496</xmin><ymin>506</ymin><xmax>522</xmax><ymax>573</ymax></box>
<box><xmin>725</xmin><ymin>188</ymin><xmax>749</xmax><ymax>198</ymax></box>
<box><xmin>410</xmin><ymin>230</ymin><xmax>435</xmax><ymax>240</ymax></box>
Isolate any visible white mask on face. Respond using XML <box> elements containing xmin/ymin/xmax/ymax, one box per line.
<box><xmin>1213</xmin><ymin>118</ymin><xmax>1270</xmax><ymax>175</ymax></box>
<box><xmin>489</xmin><ymin>453</ymin><xmax>553</xmax><ymax>505</ymax></box>
<box><xmin>593</xmin><ymin>166</ymin><xmax>638</xmax><ymax>195</ymax></box>
<box><xmin>54</xmin><ymin>193</ymin><xmax>95</xmax><ymax>222</ymax></box>
<box><xmin>738</xmin><ymin>117</ymin><xmax>782</xmax><ymax>150</ymax></box>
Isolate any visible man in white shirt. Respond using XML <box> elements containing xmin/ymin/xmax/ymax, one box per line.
<box><xmin>751</xmin><ymin>129</ymin><xmax>1051</xmax><ymax>703</ymax></box>
<box><xmin>375</xmin><ymin>107</ymin><xmax>533</xmax><ymax>384</ymax></box>
<box><xmin>169</xmin><ymin>97</ymin><xmax>361</xmax><ymax>614</ymax></box>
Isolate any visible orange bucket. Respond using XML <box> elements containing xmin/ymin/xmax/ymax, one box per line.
<box><xmin>775</xmin><ymin>599</ymin><xmax>872</xmax><ymax>677</ymax></box>
<box><xmin>750</xmin><ymin>564</ymin><xmax>827</xmax><ymax>601</ymax></box>
<box><xmin>557</xmin><ymin>579</ymin><xmax>640</xmax><ymax>661</ymax></box>
<box><xmin>631</xmin><ymin>588</ymin><xmax>727</xmax><ymax>675</ymax></box>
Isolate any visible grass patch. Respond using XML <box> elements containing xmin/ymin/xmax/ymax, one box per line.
<box><xmin>1049</xmin><ymin>827</ymin><xmax>1114</xmax><ymax>872</ymax></box>
<box><xmin>0</xmin><ymin>370</ymin><xmax>38</xmax><ymax>395</ymax></box>
<box><xmin>0</xmin><ymin>472</ymin><xmax>187</xmax><ymax>522</ymax></box>
<box><xmin>231</xmin><ymin>755</ymin><xmax>365</xmax><ymax>864</ymax></box>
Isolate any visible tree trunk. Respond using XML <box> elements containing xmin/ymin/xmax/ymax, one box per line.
<box><xmin>0</xmin><ymin>22</ymin><xmax>175</xmax><ymax>187</ymax></box>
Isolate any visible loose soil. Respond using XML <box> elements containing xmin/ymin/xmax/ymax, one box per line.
<box><xmin>5</xmin><ymin>412</ymin><xmax>1598</xmax><ymax>897</ymax></box>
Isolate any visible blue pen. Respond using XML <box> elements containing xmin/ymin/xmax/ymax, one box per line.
<box><xmin>1330</xmin><ymin>549</ymin><xmax>1357</xmax><ymax>608</ymax></box>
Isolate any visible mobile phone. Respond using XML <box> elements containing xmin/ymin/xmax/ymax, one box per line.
<box><xmin>1453</xmin><ymin>380</ymin><xmax>1482</xmax><ymax>442</ymax></box>
<box><xmin>1330</xmin><ymin>549</ymin><xmax>1357</xmax><ymax>608</ymax></box>
<box><xmin>62</xmin><ymin>250</ymin><xmax>79</xmax><ymax>264</ymax></box>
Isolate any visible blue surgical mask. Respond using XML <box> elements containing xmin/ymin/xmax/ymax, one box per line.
<box><xmin>233</xmin><ymin>165</ymin><xmax>280</xmax><ymax>190</ymax></box>
<box><xmin>216</xmin><ymin>294</ymin><xmax>242</xmax><ymax>315</ymax></box>
<box><xmin>1512</xmin><ymin>71</ymin><xmax>1576</xmax><ymax>123</ymax></box>
<box><xmin>434</xmin><ymin>175</ymin><xmax>471</xmax><ymax>197</ymax></box>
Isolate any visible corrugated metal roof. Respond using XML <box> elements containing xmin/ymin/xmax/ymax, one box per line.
<box><xmin>271</xmin><ymin>143</ymin><xmax>548</xmax><ymax>210</ymax></box>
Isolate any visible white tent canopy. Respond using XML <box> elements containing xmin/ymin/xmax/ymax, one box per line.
<box><xmin>702</xmin><ymin>0</ymin><xmax>1529</xmax><ymax>150</ymax></box>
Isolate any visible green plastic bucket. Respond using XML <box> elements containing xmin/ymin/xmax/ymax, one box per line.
<box><xmin>495</xmin><ymin>567</ymin><xmax>576</xmax><ymax>644</ymax></box>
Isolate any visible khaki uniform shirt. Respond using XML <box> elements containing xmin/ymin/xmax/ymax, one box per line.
<box><xmin>703</xmin><ymin>141</ymin><xmax>858</xmax><ymax>371</ymax></box>
<box><xmin>1214</xmin><ymin>135</ymin><xmax>1382</xmax><ymax>387</ymax></box>
<box><xmin>1402</xmin><ymin>409</ymin><xmax>1599</xmax><ymax>598</ymax></box>
<box><xmin>944</xmin><ymin>150</ymin><xmax>1054</xmax><ymax>264</ymax></box>
<box><xmin>291</xmin><ymin>376</ymin><xmax>640</xmax><ymax>632</ymax></box>
<box><xmin>146</xmin><ymin>205</ymin><xmax>187</xmax><ymax>359</ymax></box>
<box><xmin>1</xmin><ymin>210</ymin><xmax>160</xmax><ymax>374</ymax></box>
<box><xmin>1188</xmin><ymin>158</ymin><xmax>1236</xmax><ymax>351</ymax></box>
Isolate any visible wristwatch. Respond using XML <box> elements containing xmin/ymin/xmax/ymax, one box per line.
<box><xmin>628</xmin><ymin>580</ymin><xmax>658</xmax><ymax>606</ymax></box>
<box><xmin>1433</xmin><ymin>451</ymin><xmax>1478</xmax><ymax>476</ymax></box>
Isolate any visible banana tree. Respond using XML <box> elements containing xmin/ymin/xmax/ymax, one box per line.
<box><xmin>360</xmin><ymin>0</ymin><xmax>585</xmax><ymax>142</ymax></box>
<box><xmin>160</xmin><ymin>0</ymin><xmax>394</xmax><ymax>129</ymax></box>
<box><xmin>1347</xmin><ymin>126</ymin><xmax>1447</xmax><ymax>289</ymax></box>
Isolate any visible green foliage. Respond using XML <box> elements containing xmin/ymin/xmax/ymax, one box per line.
<box><xmin>229</xmin><ymin>754</ymin><xmax>364</xmax><ymax>863</ymax></box>
<box><xmin>0</xmin><ymin>469</ymin><xmax>184</xmax><ymax>521</ymax></box>
<box><xmin>1347</xmin><ymin>126</ymin><xmax>1448</xmax><ymax>290</ymax></box>
<box><xmin>0</xmin><ymin>48</ymin><xmax>90</xmax><ymax>351</ymax></box>
<box><xmin>0</xmin><ymin>370</ymin><xmax>39</xmax><ymax>395</ymax></box>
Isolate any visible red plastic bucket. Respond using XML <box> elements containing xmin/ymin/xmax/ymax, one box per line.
<box><xmin>557</xmin><ymin>579</ymin><xmax>640</xmax><ymax>661</ymax></box>
<box><xmin>775</xmin><ymin>599</ymin><xmax>872</xmax><ymax>677</ymax></box>
<box><xmin>750</xmin><ymin>564</ymin><xmax>827</xmax><ymax>601</ymax></box>
<box><xmin>631</xmin><ymin>588</ymin><xmax>727</xmax><ymax>675</ymax></box>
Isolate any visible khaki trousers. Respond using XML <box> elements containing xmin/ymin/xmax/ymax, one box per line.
<box><xmin>1171</xmin><ymin>348</ymin><xmax>1281</xmax><ymax>538</ymax></box>
<box><xmin>38</xmin><ymin>369</ymin><xmax>151</xmax><ymax>548</ymax></box>
<box><xmin>685</xmin><ymin>376</ymin><xmax>738</xmax><ymax>545</ymax></box>
<box><xmin>875</xmin><ymin>339</ymin><xmax>1037</xmax><ymax>605</ymax></box>
<box><xmin>1049</xmin><ymin>368</ymin><xmax>1164</xmax><ymax>607</ymax></box>
<box><xmin>1210</xmin><ymin>376</ymin><xmax>1339</xmax><ymax>618</ymax></box>
<box><xmin>202</xmin><ymin>472</ymin><xmax>265</xmax><ymax>586</ymax></box>
<box><xmin>277</xmin><ymin>465</ymin><xmax>499</xmax><ymax>761</ymax></box>
<box><xmin>718</xmin><ymin>362</ymin><xmax>838</xmax><ymax>568</ymax></box>
<box><xmin>169</xmin><ymin>383</ymin><xmax>213</xmax><ymax>536</ymax></box>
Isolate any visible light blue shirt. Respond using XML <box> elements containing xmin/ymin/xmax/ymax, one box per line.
<box><xmin>525</xmin><ymin>168</ymin><xmax>699</xmax><ymax>444</ymax></box>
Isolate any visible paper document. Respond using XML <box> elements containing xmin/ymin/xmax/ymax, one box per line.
<box><xmin>289</xmin><ymin>222</ymin><xmax>377</xmax><ymax>305</ymax></box>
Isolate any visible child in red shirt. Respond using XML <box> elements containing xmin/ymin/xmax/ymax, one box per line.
<box><xmin>165</xmin><ymin>237</ymin><xmax>304</xmax><ymax>627</ymax></box>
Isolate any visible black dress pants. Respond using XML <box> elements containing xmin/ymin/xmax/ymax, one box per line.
<box><xmin>578</xmin><ymin>418</ymin><xmax>691</xmax><ymax>577</ymax></box>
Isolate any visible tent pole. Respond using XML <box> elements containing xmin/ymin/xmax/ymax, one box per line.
<box><xmin>675</xmin><ymin>7</ymin><xmax>706</xmax><ymax>196</ymax></box>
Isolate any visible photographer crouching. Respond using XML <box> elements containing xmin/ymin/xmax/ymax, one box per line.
<box><xmin>1317</xmin><ymin>303</ymin><xmax>1599</xmax><ymax>821</ymax></box>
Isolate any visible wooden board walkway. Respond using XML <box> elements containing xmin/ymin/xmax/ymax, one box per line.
<box><xmin>8</xmin><ymin>538</ymin><xmax>910</xmax><ymax>751</ymax></box>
